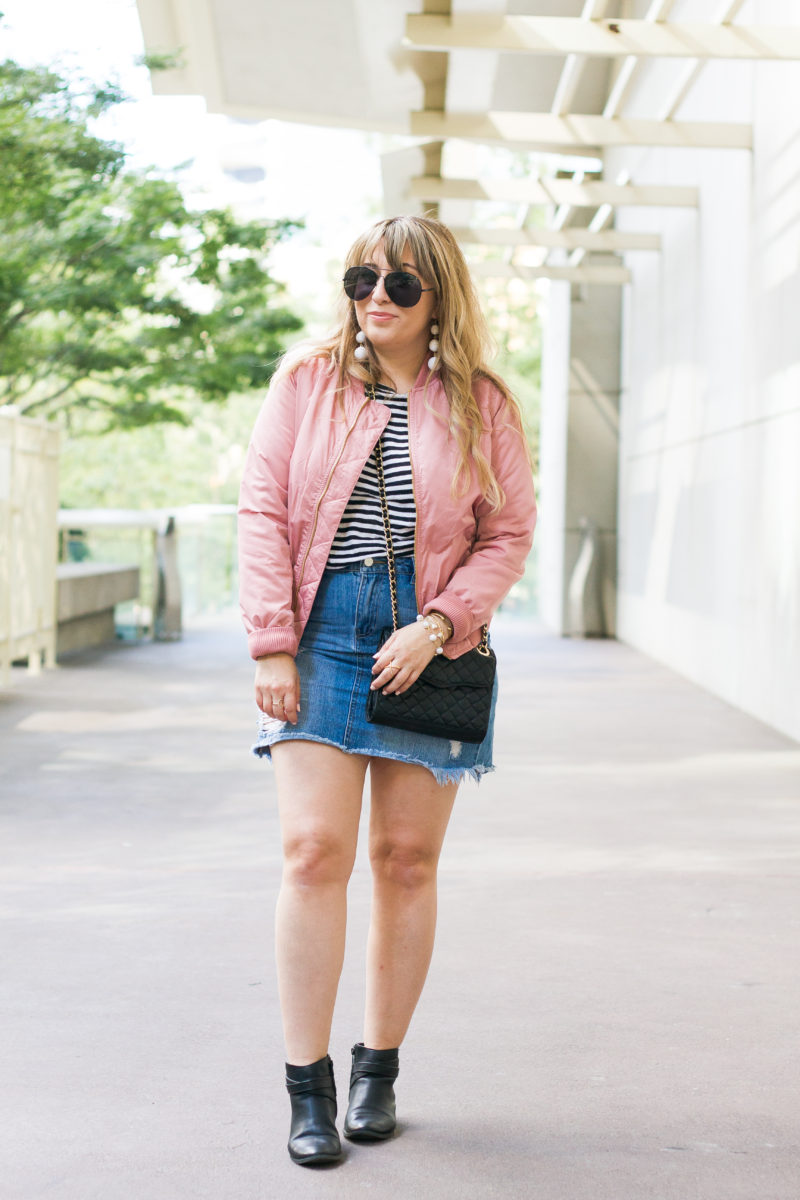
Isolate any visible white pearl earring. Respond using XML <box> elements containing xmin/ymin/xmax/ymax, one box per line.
<box><xmin>427</xmin><ymin>322</ymin><xmax>440</xmax><ymax>370</ymax></box>
<box><xmin>354</xmin><ymin>329</ymin><xmax>368</xmax><ymax>361</ymax></box>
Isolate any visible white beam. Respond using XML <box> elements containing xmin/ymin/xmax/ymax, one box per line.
<box><xmin>565</xmin><ymin>2</ymin><xmax>749</xmax><ymax>275</ymax></box>
<box><xmin>469</xmin><ymin>260</ymin><xmax>632</xmax><ymax>285</ymax></box>
<box><xmin>655</xmin><ymin>0</ymin><xmax>754</xmax><ymax>122</ymax></box>
<box><xmin>405</xmin><ymin>14</ymin><xmax>800</xmax><ymax>60</ymax></box>
<box><xmin>549</xmin><ymin>3</ymin><xmax>619</xmax><ymax>254</ymax></box>
<box><xmin>444</xmin><ymin>0</ymin><xmax>505</xmax><ymax>116</ymax></box>
<box><xmin>552</xmin><ymin>0</ymin><xmax>613</xmax><ymax>116</ymax></box>
<box><xmin>568</xmin><ymin>201</ymin><xmax>615</xmax><ymax>268</ymax></box>
<box><xmin>564</xmin><ymin>0</ymin><xmax>747</xmax><ymax>276</ymax></box>
<box><xmin>566</xmin><ymin>0</ymin><xmax>747</xmax><ymax>269</ymax></box>
<box><xmin>410</xmin><ymin>175</ymin><xmax>699</xmax><ymax>207</ymax></box>
<box><xmin>137</xmin><ymin>0</ymin><xmax>225</xmax><ymax>107</ymax></box>
<box><xmin>410</xmin><ymin>111</ymin><xmax>752</xmax><ymax>150</ymax></box>
<box><xmin>450</xmin><ymin>226</ymin><xmax>661</xmax><ymax>250</ymax></box>
<box><xmin>603</xmin><ymin>0</ymin><xmax>682</xmax><ymax>117</ymax></box>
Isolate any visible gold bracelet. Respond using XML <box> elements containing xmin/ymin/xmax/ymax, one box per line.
<box><xmin>424</xmin><ymin>611</ymin><xmax>453</xmax><ymax>642</ymax></box>
<box><xmin>429</xmin><ymin>611</ymin><xmax>453</xmax><ymax>640</ymax></box>
<box><xmin>417</xmin><ymin>612</ymin><xmax>449</xmax><ymax>655</ymax></box>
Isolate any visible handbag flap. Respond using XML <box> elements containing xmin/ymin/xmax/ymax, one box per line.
<box><xmin>408</xmin><ymin>648</ymin><xmax>496</xmax><ymax>691</ymax></box>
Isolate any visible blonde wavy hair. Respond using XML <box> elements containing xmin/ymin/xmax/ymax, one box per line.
<box><xmin>275</xmin><ymin>215</ymin><xmax>526</xmax><ymax>512</ymax></box>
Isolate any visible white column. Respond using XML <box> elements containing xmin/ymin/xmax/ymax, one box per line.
<box><xmin>539</xmin><ymin>255</ymin><xmax>622</xmax><ymax>636</ymax></box>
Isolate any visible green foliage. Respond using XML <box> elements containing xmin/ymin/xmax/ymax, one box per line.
<box><xmin>477</xmin><ymin>274</ymin><xmax>541</xmax><ymax>470</ymax></box>
<box><xmin>0</xmin><ymin>57</ymin><xmax>303</xmax><ymax>428</ymax></box>
<box><xmin>58</xmin><ymin>391</ymin><xmax>262</xmax><ymax>510</ymax></box>
<box><xmin>136</xmin><ymin>51</ymin><xmax>185</xmax><ymax>74</ymax></box>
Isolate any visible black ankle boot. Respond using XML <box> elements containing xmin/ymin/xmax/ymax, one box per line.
<box><xmin>343</xmin><ymin>1043</ymin><xmax>400</xmax><ymax>1141</ymax></box>
<box><xmin>285</xmin><ymin>1055</ymin><xmax>342</xmax><ymax>1166</ymax></box>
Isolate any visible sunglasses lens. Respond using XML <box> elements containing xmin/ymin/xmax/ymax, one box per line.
<box><xmin>342</xmin><ymin>267</ymin><xmax>425</xmax><ymax>307</ymax></box>
<box><xmin>343</xmin><ymin>266</ymin><xmax>379</xmax><ymax>301</ymax></box>
<box><xmin>384</xmin><ymin>272</ymin><xmax>421</xmax><ymax>307</ymax></box>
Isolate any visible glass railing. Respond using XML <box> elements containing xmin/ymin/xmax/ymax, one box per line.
<box><xmin>58</xmin><ymin>505</ymin><xmax>238</xmax><ymax>641</ymax></box>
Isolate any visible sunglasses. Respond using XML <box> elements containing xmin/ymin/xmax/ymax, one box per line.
<box><xmin>343</xmin><ymin>266</ymin><xmax>435</xmax><ymax>309</ymax></box>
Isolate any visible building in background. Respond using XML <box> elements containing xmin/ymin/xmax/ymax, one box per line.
<box><xmin>135</xmin><ymin>0</ymin><xmax>800</xmax><ymax>743</ymax></box>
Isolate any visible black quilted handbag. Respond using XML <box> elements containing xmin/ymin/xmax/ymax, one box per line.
<box><xmin>367</xmin><ymin>627</ymin><xmax>496</xmax><ymax>742</ymax></box>
<box><xmin>365</xmin><ymin>404</ymin><xmax>496</xmax><ymax>744</ymax></box>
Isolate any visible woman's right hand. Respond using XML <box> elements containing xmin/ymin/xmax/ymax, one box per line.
<box><xmin>254</xmin><ymin>653</ymin><xmax>301</xmax><ymax>725</ymax></box>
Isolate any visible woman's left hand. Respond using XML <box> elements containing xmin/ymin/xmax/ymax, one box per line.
<box><xmin>371</xmin><ymin>619</ymin><xmax>443</xmax><ymax>695</ymax></box>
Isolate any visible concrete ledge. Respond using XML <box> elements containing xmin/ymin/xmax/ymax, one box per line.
<box><xmin>56</xmin><ymin>562</ymin><xmax>140</xmax><ymax>655</ymax></box>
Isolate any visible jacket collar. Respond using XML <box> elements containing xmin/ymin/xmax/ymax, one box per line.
<box><xmin>343</xmin><ymin>362</ymin><xmax>438</xmax><ymax>410</ymax></box>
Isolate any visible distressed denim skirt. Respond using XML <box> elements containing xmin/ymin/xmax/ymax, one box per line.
<box><xmin>252</xmin><ymin>555</ymin><xmax>496</xmax><ymax>785</ymax></box>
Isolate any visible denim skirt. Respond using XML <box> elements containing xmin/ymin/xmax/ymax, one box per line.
<box><xmin>252</xmin><ymin>556</ymin><xmax>496</xmax><ymax>785</ymax></box>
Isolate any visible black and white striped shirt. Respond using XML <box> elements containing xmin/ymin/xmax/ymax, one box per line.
<box><xmin>327</xmin><ymin>384</ymin><xmax>416</xmax><ymax>567</ymax></box>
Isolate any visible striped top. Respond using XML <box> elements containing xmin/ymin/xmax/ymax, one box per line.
<box><xmin>327</xmin><ymin>384</ymin><xmax>416</xmax><ymax>567</ymax></box>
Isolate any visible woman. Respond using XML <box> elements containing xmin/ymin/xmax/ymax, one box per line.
<box><xmin>238</xmin><ymin>216</ymin><xmax>536</xmax><ymax>1166</ymax></box>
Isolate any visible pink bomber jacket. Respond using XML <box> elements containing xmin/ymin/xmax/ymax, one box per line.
<box><xmin>238</xmin><ymin>357</ymin><xmax>537</xmax><ymax>661</ymax></box>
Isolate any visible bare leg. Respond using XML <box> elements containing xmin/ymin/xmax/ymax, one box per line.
<box><xmin>271</xmin><ymin>741</ymin><xmax>368</xmax><ymax>1065</ymax></box>
<box><xmin>363</xmin><ymin>758</ymin><xmax>458</xmax><ymax>1049</ymax></box>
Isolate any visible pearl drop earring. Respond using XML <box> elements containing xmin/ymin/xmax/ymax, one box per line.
<box><xmin>427</xmin><ymin>322</ymin><xmax>440</xmax><ymax>370</ymax></box>
<box><xmin>354</xmin><ymin>329</ymin><xmax>368</xmax><ymax>361</ymax></box>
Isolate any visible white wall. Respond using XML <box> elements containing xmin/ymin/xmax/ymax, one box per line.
<box><xmin>609</xmin><ymin>0</ymin><xmax>800</xmax><ymax>742</ymax></box>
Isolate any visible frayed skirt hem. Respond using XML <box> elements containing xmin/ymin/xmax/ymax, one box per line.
<box><xmin>251</xmin><ymin>733</ymin><xmax>494</xmax><ymax>787</ymax></box>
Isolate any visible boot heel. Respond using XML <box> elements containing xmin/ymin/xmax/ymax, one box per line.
<box><xmin>285</xmin><ymin>1055</ymin><xmax>342</xmax><ymax>1165</ymax></box>
<box><xmin>343</xmin><ymin>1043</ymin><xmax>399</xmax><ymax>1142</ymax></box>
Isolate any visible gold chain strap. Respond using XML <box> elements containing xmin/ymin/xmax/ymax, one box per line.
<box><xmin>368</xmin><ymin>383</ymin><xmax>400</xmax><ymax>632</ymax></box>
<box><xmin>366</xmin><ymin>382</ymin><xmax>490</xmax><ymax>654</ymax></box>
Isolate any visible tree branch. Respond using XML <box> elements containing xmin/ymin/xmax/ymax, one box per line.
<box><xmin>17</xmin><ymin>372</ymin><xmax>93</xmax><ymax>414</ymax></box>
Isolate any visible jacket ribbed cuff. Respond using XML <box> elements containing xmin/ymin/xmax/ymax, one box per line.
<box><xmin>247</xmin><ymin>627</ymin><xmax>298</xmax><ymax>660</ymax></box>
<box><xmin>423</xmin><ymin>593</ymin><xmax>474</xmax><ymax>643</ymax></box>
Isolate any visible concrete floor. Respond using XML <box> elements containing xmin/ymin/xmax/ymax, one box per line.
<box><xmin>2</xmin><ymin>611</ymin><xmax>799</xmax><ymax>1200</ymax></box>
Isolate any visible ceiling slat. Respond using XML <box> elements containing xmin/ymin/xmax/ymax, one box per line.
<box><xmin>469</xmin><ymin>261</ymin><xmax>632</xmax><ymax>285</ymax></box>
<box><xmin>410</xmin><ymin>111</ymin><xmax>752</xmax><ymax>150</ymax></box>
<box><xmin>448</xmin><ymin>226</ymin><xmax>661</xmax><ymax>250</ymax></box>
<box><xmin>410</xmin><ymin>175</ymin><xmax>699</xmax><ymax>207</ymax></box>
<box><xmin>405</xmin><ymin>15</ymin><xmax>800</xmax><ymax>60</ymax></box>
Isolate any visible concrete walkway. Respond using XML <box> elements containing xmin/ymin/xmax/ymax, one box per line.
<box><xmin>2</xmin><ymin>612</ymin><xmax>799</xmax><ymax>1200</ymax></box>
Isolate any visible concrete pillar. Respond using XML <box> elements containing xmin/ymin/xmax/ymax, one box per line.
<box><xmin>539</xmin><ymin>255</ymin><xmax>622</xmax><ymax>637</ymax></box>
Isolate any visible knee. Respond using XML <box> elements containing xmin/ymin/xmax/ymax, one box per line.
<box><xmin>370</xmin><ymin>839</ymin><xmax>438</xmax><ymax>892</ymax></box>
<box><xmin>283</xmin><ymin>832</ymin><xmax>352</xmax><ymax>889</ymax></box>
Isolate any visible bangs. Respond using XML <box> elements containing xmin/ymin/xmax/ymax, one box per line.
<box><xmin>357</xmin><ymin>219</ymin><xmax>439</xmax><ymax>287</ymax></box>
<box><xmin>376</xmin><ymin>221</ymin><xmax>413</xmax><ymax>273</ymax></box>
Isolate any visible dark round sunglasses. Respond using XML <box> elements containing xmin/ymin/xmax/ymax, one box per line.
<box><xmin>343</xmin><ymin>266</ymin><xmax>434</xmax><ymax>309</ymax></box>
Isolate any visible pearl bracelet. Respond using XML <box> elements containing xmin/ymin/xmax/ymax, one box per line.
<box><xmin>416</xmin><ymin>611</ymin><xmax>452</xmax><ymax>655</ymax></box>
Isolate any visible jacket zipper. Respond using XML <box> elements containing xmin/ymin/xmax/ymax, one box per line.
<box><xmin>294</xmin><ymin>394</ymin><xmax>373</xmax><ymax>604</ymax></box>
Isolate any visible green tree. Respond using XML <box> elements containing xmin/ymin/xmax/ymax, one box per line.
<box><xmin>477</xmin><ymin>273</ymin><xmax>541</xmax><ymax>470</ymax></box>
<box><xmin>0</xmin><ymin>58</ymin><xmax>302</xmax><ymax>427</ymax></box>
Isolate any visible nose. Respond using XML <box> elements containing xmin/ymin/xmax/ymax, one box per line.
<box><xmin>372</xmin><ymin>273</ymin><xmax>390</xmax><ymax>303</ymax></box>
